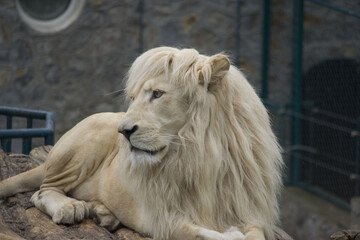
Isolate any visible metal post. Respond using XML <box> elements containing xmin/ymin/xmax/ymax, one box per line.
<box><xmin>261</xmin><ymin>0</ymin><xmax>271</xmax><ymax>99</ymax></box>
<box><xmin>290</xmin><ymin>0</ymin><xmax>304</xmax><ymax>185</ymax></box>
<box><xmin>355</xmin><ymin>118</ymin><xmax>360</xmax><ymax>196</ymax></box>
<box><xmin>4</xmin><ymin>115</ymin><xmax>12</xmax><ymax>152</ymax></box>
<box><xmin>23</xmin><ymin>117</ymin><xmax>32</xmax><ymax>154</ymax></box>
<box><xmin>137</xmin><ymin>0</ymin><xmax>144</xmax><ymax>54</ymax></box>
<box><xmin>234</xmin><ymin>0</ymin><xmax>241</xmax><ymax>67</ymax></box>
<box><xmin>45</xmin><ymin>133</ymin><xmax>54</xmax><ymax>146</ymax></box>
<box><xmin>45</xmin><ymin>112</ymin><xmax>55</xmax><ymax>146</ymax></box>
<box><xmin>308</xmin><ymin>103</ymin><xmax>315</xmax><ymax>184</ymax></box>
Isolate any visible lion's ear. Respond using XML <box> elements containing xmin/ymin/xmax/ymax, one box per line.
<box><xmin>199</xmin><ymin>54</ymin><xmax>230</xmax><ymax>89</ymax></box>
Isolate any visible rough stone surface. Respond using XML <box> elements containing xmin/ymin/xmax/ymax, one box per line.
<box><xmin>351</xmin><ymin>197</ymin><xmax>360</xmax><ymax>229</ymax></box>
<box><xmin>330</xmin><ymin>230</ymin><xmax>360</xmax><ymax>240</ymax></box>
<box><xmin>0</xmin><ymin>147</ymin><xmax>152</xmax><ymax>240</ymax></box>
<box><xmin>280</xmin><ymin>187</ymin><xmax>353</xmax><ymax>240</ymax></box>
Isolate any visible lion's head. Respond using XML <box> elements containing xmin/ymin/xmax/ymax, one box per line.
<box><xmin>118</xmin><ymin>47</ymin><xmax>230</xmax><ymax>166</ymax></box>
<box><xmin>118</xmin><ymin>47</ymin><xmax>283</xmax><ymax>240</ymax></box>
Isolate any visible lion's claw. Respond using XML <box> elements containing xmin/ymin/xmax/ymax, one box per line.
<box><xmin>91</xmin><ymin>203</ymin><xmax>120</xmax><ymax>231</ymax></box>
<box><xmin>52</xmin><ymin>200</ymin><xmax>89</xmax><ymax>224</ymax></box>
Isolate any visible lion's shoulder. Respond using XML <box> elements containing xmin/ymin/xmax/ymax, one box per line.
<box><xmin>54</xmin><ymin>112</ymin><xmax>125</xmax><ymax>150</ymax></box>
<box><xmin>42</xmin><ymin>112</ymin><xmax>126</xmax><ymax>191</ymax></box>
<box><xmin>65</xmin><ymin>112</ymin><xmax>124</xmax><ymax>137</ymax></box>
<box><xmin>79</xmin><ymin>112</ymin><xmax>125</xmax><ymax>127</ymax></box>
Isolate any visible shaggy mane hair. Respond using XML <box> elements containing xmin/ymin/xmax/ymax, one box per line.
<box><xmin>124</xmin><ymin>47</ymin><xmax>283</xmax><ymax>240</ymax></box>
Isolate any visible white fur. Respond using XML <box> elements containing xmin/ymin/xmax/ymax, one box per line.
<box><xmin>122</xmin><ymin>47</ymin><xmax>283</xmax><ymax>240</ymax></box>
<box><xmin>0</xmin><ymin>47</ymin><xmax>283</xmax><ymax>240</ymax></box>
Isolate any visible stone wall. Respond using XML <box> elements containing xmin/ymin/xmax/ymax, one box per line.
<box><xmin>1</xmin><ymin>0</ymin><xmax>358</xmax><ymax>138</ymax></box>
<box><xmin>0</xmin><ymin>0</ymin><xmax>269</xmax><ymax>138</ymax></box>
<box><xmin>0</xmin><ymin>0</ymin><xmax>140</xmax><ymax>137</ymax></box>
<box><xmin>0</xmin><ymin>0</ymin><xmax>358</xmax><ymax>134</ymax></box>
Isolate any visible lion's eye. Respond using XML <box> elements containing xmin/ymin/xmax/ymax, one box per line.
<box><xmin>129</xmin><ymin>96</ymin><xmax>135</xmax><ymax>102</ymax></box>
<box><xmin>151</xmin><ymin>90</ymin><xmax>165</xmax><ymax>100</ymax></box>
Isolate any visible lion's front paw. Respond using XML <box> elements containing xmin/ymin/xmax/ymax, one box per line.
<box><xmin>223</xmin><ymin>227</ymin><xmax>245</xmax><ymax>240</ymax></box>
<box><xmin>52</xmin><ymin>200</ymin><xmax>90</xmax><ymax>224</ymax></box>
<box><xmin>197</xmin><ymin>227</ymin><xmax>245</xmax><ymax>240</ymax></box>
<box><xmin>92</xmin><ymin>204</ymin><xmax>120</xmax><ymax>231</ymax></box>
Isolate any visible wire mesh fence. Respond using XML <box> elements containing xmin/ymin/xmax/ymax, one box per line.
<box><xmin>266</xmin><ymin>102</ymin><xmax>359</xmax><ymax>211</ymax></box>
<box><xmin>261</xmin><ymin>0</ymin><xmax>360</xmax><ymax>210</ymax></box>
<box><xmin>301</xmin><ymin>59</ymin><xmax>360</xmax><ymax>204</ymax></box>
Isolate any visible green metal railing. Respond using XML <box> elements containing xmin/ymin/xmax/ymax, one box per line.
<box><xmin>260</xmin><ymin>0</ymin><xmax>271</xmax><ymax>99</ymax></box>
<box><xmin>308</xmin><ymin>0</ymin><xmax>360</xmax><ymax>19</ymax></box>
<box><xmin>0</xmin><ymin>106</ymin><xmax>55</xmax><ymax>154</ymax></box>
<box><xmin>356</xmin><ymin>119</ymin><xmax>360</xmax><ymax>196</ymax></box>
<box><xmin>290</xmin><ymin>0</ymin><xmax>304</xmax><ymax>186</ymax></box>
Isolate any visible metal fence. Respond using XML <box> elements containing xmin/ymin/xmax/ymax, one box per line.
<box><xmin>0</xmin><ymin>106</ymin><xmax>55</xmax><ymax>155</ymax></box>
<box><xmin>261</xmin><ymin>0</ymin><xmax>360</xmax><ymax>211</ymax></box>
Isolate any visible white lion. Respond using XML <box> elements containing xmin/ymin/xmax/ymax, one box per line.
<box><xmin>0</xmin><ymin>47</ymin><xmax>283</xmax><ymax>240</ymax></box>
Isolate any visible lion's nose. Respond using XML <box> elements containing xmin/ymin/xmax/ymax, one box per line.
<box><xmin>118</xmin><ymin>125</ymin><xmax>138</xmax><ymax>141</ymax></box>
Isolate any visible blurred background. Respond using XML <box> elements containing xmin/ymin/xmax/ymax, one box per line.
<box><xmin>0</xmin><ymin>0</ymin><xmax>359</xmax><ymax>239</ymax></box>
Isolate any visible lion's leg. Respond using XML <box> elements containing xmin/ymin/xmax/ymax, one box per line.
<box><xmin>172</xmin><ymin>222</ymin><xmax>245</xmax><ymax>240</ymax></box>
<box><xmin>87</xmin><ymin>201</ymin><xmax>121</xmax><ymax>232</ymax></box>
<box><xmin>243</xmin><ymin>226</ymin><xmax>265</xmax><ymax>240</ymax></box>
<box><xmin>31</xmin><ymin>189</ymin><xmax>90</xmax><ymax>224</ymax></box>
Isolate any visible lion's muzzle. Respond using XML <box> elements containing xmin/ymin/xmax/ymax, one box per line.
<box><xmin>118</xmin><ymin>124</ymin><xmax>138</xmax><ymax>142</ymax></box>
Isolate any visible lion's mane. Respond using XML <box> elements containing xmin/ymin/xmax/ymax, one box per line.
<box><xmin>123</xmin><ymin>47</ymin><xmax>283</xmax><ymax>240</ymax></box>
